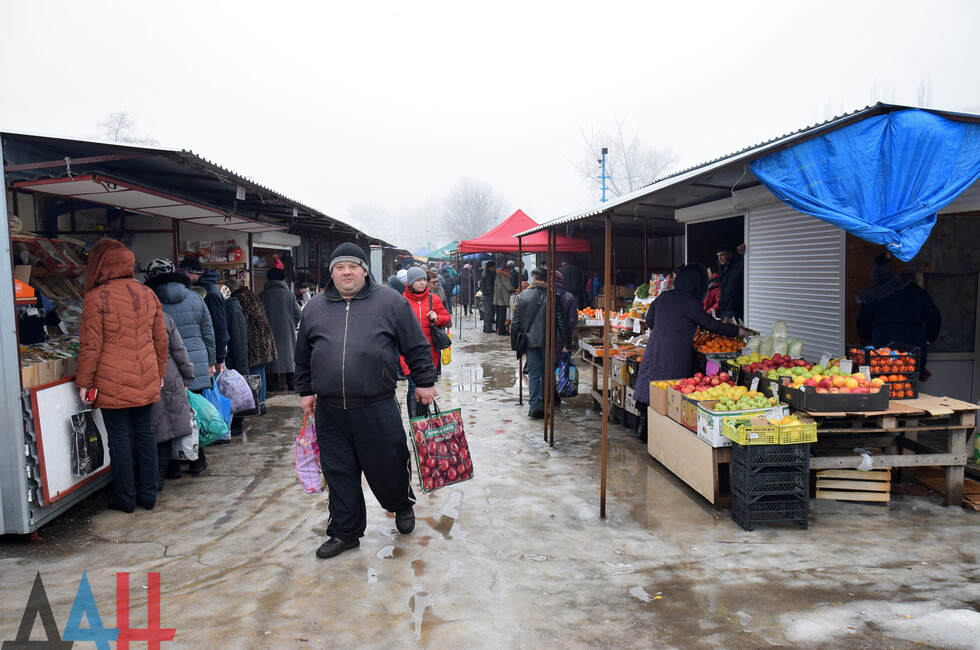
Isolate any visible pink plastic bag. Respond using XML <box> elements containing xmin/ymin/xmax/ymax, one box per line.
<box><xmin>295</xmin><ymin>412</ymin><xmax>324</xmax><ymax>494</ymax></box>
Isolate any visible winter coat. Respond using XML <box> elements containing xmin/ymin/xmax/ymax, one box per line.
<box><xmin>76</xmin><ymin>239</ymin><xmax>168</xmax><ymax>409</ymax></box>
<box><xmin>233</xmin><ymin>287</ymin><xmax>277</xmax><ymax>368</ymax></box>
<box><xmin>196</xmin><ymin>269</ymin><xmax>228</xmax><ymax>365</ymax></box>
<box><xmin>224</xmin><ymin>296</ymin><xmax>249</xmax><ymax>374</ymax></box>
<box><xmin>555</xmin><ymin>282</ymin><xmax>578</xmax><ymax>362</ymax></box>
<box><xmin>388</xmin><ymin>275</ymin><xmax>406</xmax><ymax>295</ymax></box>
<box><xmin>260</xmin><ymin>280</ymin><xmax>302</xmax><ymax>374</ymax></box>
<box><xmin>431</xmin><ymin>281</ymin><xmax>448</xmax><ymax>305</ymax></box>
<box><xmin>511</xmin><ymin>281</ymin><xmax>572</xmax><ymax>353</ymax></box>
<box><xmin>560</xmin><ymin>262</ymin><xmax>583</xmax><ymax>296</ymax></box>
<box><xmin>458</xmin><ymin>267</ymin><xmax>477</xmax><ymax>306</ymax></box>
<box><xmin>493</xmin><ymin>269</ymin><xmax>515</xmax><ymax>307</ymax></box>
<box><xmin>440</xmin><ymin>268</ymin><xmax>455</xmax><ymax>296</ymax></box>
<box><xmin>703</xmin><ymin>278</ymin><xmax>720</xmax><ymax>315</ymax></box>
<box><xmin>718</xmin><ymin>255</ymin><xmax>744</xmax><ymax>321</ymax></box>
<box><xmin>152</xmin><ymin>313</ymin><xmax>195</xmax><ymax>444</ymax></box>
<box><xmin>856</xmin><ymin>274</ymin><xmax>941</xmax><ymax>369</ymax></box>
<box><xmin>146</xmin><ymin>272</ymin><xmax>216</xmax><ymax>392</ymax></box>
<box><xmin>633</xmin><ymin>290</ymin><xmax>740</xmax><ymax>405</ymax></box>
<box><xmin>399</xmin><ymin>286</ymin><xmax>451</xmax><ymax>373</ymax></box>
<box><xmin>294</xmin><ymin>274</ymin><xmax>437</xmax><ymax>408</ymax></box>
<box><xmin>479</xmin><ymin>268</ymin><xmax>496</xmax><ymax>297</ymax></box>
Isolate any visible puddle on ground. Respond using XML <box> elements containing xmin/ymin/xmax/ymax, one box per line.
<box><xmin>451</xmin><ymin>360</ymin><xmax>519</xmax><ymax>392</ymax></box>
<box><xmin>376</xmin><ymin>545</ymin><xmax>405</xmax><ymax>559</ymax></box>
<box><xmin>440</xmin><ymin>491</ymin><xmax>462</xmax><ymax>519</ymax></box>
<box><xmin>409</xmin><ymin>590</ymin><xmax>435</xmax><ymax>638</ymax></box>
<box><xmin>411</xmin><ymin>559</ymin><xmax>426</xmax><ymax>577</ymax></box>
<box><xmin>426</xmin><ymin>516</ymin><xmax>457</xmax><ymax>539</ymax></box>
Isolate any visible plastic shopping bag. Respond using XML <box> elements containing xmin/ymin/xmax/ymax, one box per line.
<box><xmin>202</xmin><ymin>377</ymin><xmax>232</xmax><ymax>428</ymax></box>
<box><xmin>216</xmin><ymin>369</ymin><xmax>255</xmax><ymax>413</ymax></box>
<box><xmin>171</xmin><ymin>406</ymin><xmax>200</xmax><ymax>461</ymax></box>
<box><xmin>295</xmin><ymin>412</ymin><xmax>324</xmax><ymax>494</ymax></box>
<box><xmin>187</xmin><ymin>390</ymin><xmax>229</xmax><ymax>447</ymax></box>
<box><xmin>556</xmin><ymin>352</ymin><xmax>579</xmax><ymax>398</ymax></box>
<box><xmin>409</xmin><ymin>401</ymin><xmax>473</xmax><ymax>493</ymax></box>
<box><xmin>70</xmin><ymin>410</ymin><xmax>105</xmax><ymax>477</ymax></box>
<box><xmin>441</xmin><ymin>342</ymin><xmax>452</xmax><ymax>366</ymax></box>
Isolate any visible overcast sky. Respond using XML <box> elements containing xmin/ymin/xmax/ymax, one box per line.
<box><xmin>2</xmin><ymin>1</ymin><xmax>979</xmax><ymax>251</ymax></box>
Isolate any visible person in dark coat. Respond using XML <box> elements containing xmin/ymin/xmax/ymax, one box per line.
<box><xmin>856</xmin><ymin>252</ymin><xmax>941</xmax><ymax>380</ymax></box>
<box><xmin>388</xmin><ymin>268</ymin><xmax>406</xmax><ymax>295</ymax></box>
<box><xmin>480</xmin><ymin>262</ymin><xmax>497</xmax><ymax>332</ymax></box>
<box><xmin>716</xmin><ymin>244</ymin><xmax>744</xmax><ymax>322</ymax></box>
<box><xmin>220</xmin><ymin>282</ymin><xmax>250</xmax><ymax>435</ymax></box>
<box><xmin>260</xmin><ymin>267</ymin><xmax>302</xmax><ymax>392</ymax></box>
<box><xmin>559</xmin><ymin>258</ymin><xmax>584</xmax><ymax>307</ymax></box>
<box><xmin>554</xmin><ymin>270</ymin><xmax>578</xmax><ymax>361</ymax></box>
<box><xmin>439</xmin><ymin>265</ymin><xmax>456</xmax><ymax>311</ymax></box>
<box><xmin>633</xmin><ymin>264</ymin><xmax>745</xmax><ymax>440</ymax></box>
<box><xmin>181</xmin><ymin>256</ymin><xmax>228</xmax><ymax>372</ymax></box>
<box><xmin>493</xmin><ymin>265</ymin><xmax>516</xmax><ymax>335</ymax></box>
<box><xmin>145</xmin><ymin>257</ymin><xmax>216</xmax><ymax>476</ymax></box>
<box><xmin>458</xmin><ymin>264</ymin><xmax>477</xmax><ymax>315</ymax></box>
<box><xmin>152</xmin><ymin>312</ymin><xmax>195</xmax><ymax>491</ymax></box>
<box><xmin>226</xmin><ymin>279</ymin><xmax>276</xmax><ymax>414</ymax></box>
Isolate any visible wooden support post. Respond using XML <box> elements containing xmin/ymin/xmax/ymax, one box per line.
<box><xmin>601</xmin><ymin>216</ymin><xmax>612</xmax><ymax>518</ymax></box>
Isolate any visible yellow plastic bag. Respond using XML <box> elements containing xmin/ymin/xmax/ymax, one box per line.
<box><xmin>441</xmin><ymin>336</ymin><xmax>452</xmax><ymax>366</ymax></box>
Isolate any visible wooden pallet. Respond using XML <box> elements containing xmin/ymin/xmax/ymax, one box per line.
<box><xmin>912</xmin><ymin>467</ymin><xmax>980</xmax><ymax>511</ymax></box>
<box><xmin>816</xmin><ymin>468</ymin><xmax>892</xmax><ymax>502</ymax></box>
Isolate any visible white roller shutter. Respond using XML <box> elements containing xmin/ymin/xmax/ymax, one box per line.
<box><xmin>745</xmin><ymin>203</ymin><xmax>845</xmax><ymax>359</ymax></box>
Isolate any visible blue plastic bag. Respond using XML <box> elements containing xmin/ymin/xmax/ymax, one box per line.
<box><xmin>556</xmin><ymin>352</ymin><xmax>579</xmax><ymax>398</ymax></box>
<box><xmin>202</xmin><ymin>377</ymin><xmax>232</xmax><ymax>428</ymax></box>
<box><xmin>188</xmin><ymin>387</ymin><xmax>229</xmax><ymax>447</ymax></box>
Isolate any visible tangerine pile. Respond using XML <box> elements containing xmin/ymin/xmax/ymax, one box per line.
<box><xmin>694</xmin><ymin>330</ymin><xmax>743</xmax><ymax>353</ymax></box>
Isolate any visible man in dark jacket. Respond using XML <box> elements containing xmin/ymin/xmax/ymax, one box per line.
<box><xmin>511</xmin><ymin>268</ymin><xmax>572</xmax><ymax>419</ymax></box>
<box><xmin>221</xmin><ymin>281</ymin><xmax>250</xmax><ymax>435</ymax></box>
<box><xmin>856</xmin><ymin>252</ymin><xmax>941</xmax><ymax>379</ymax></box>
<box><xmin>440</xmin><ymin>264</ymin><xmax>456</xmax><ymax>311</ymax></box>
<box><xmin>716</xmin><ymin>244</ymin><xmax>744</xmax><ymax>322</ymax></box>
<box><xmin>295</xmin><ymin>243</ymin><xmax>437</xmax><ymax>560</ymax></box>
<box><xmin>480</xmin><ymin>261</ymin><xmax>497</xmax><ymax>332</ymax></box>
<box><xmin>559</xmin><ymin>258</ymin><xmax>583</xmax><ymax>306</ymax></box>
<box><xmin>181</xmin><ymin>256</ymin><xmax>229</xmax><ymax>372</ymax></box>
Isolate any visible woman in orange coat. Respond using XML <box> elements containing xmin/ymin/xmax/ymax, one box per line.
<box><xmin>76</xmin><ymin>239</ymin><xmax>168</xmax><ymax>513</ymax></box>
<box><xmin>400</xmin><ymin>267</ymin><xmax>450</xmax><ymax>418</ymax></box>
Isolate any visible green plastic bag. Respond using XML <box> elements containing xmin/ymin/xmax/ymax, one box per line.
<box><xmin>187</xmin><ymin>390</ymin><xmax>229</xmax><ymax>447</ymax></box>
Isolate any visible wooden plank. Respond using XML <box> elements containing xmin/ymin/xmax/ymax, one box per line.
<box><xmin>817</xmin><ymin>469</ymin><xmax>891</xmax><ymax>480</ymax></box>
<box><xmin>816</xmin><ymin>479</ymin><xmax>891</xmax><ymax>491</ymax></box>
<box><xmin>647</xmin><ymin>408</ymin><xmax>724</xmax><ymax>505</ymax></box>
<box><xmin>816</xmin><ymin>489</ymin><xmax>891</xmax><ymax>502</ymax></box>
<box><xmin>810</xmin><ymin>452</ymin><xmax>967</xmax><ymax>470</ymax></box>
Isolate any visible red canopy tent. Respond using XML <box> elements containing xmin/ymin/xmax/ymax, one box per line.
<box><xmin>457</xmin><ymin>209</ymin><xmax>589</xmax><ymax>253</ymax></box>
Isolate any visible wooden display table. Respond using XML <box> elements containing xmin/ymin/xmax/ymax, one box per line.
<box><xmin>804</xmin><ymin>394</ymin><xmax>976</xmax><ymax>506</ymax></box>
<box><xmin>646</xmin><ymin>407</ymin><xmax>731</xmax><ymax>508</ymax></box>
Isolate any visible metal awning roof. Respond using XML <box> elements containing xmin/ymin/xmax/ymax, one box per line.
<box><xmin>1</xmin><ymin>131</ymin><xmax>396</xmax><ymax>246</ymax></box>
<box><xmin>517</xmin><ymin>103</ymin><xmax>980</xmax><ymax>237</ymax></box>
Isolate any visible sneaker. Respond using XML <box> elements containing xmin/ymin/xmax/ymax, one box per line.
<box><xmin>395</xmin><ymin>507</ymin><xmax>415</xmax><ymax>534</ymax></box>
<box><xmin>315</xmin><ymin>536</ymin><xmax>360</xmax><ymax>559</ymax></box>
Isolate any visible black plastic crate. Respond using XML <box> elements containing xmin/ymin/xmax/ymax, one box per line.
<box><xmin>626</xmin><ymin>357</ymin><xmax>641</xmax><ymax>388</ymax></box>
<box><xmin>732</xmin><ymin>442</ymin><xmax>810</xmax><ymax>469</ymax></box>
<box><xmin>879</xmin><ymin>373</ymin><xmax>918</xmax><ymax>400</ymax></box>
<box><xmin>731</xmin><ymin>493</ymin><xmax>809</xmax><ymax>531</ymax></box>
<box><xmin>732</xmin><ymin>466</ymin><xmax>809</xmax><ymax>499</ymax></box>
<box><xmin>846</xmin><ymin>341</ymin><xmax>920</xmax><ymax>375</ymax></box>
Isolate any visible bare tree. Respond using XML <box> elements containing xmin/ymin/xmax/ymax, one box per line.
<box><xmin>571</xmin><ymin>115</ymin><xmax>680</xmax><ymax>199</ymax></box>
<box><xmin>98</xmin><ymin>111</ymin><xmax>159</xmax><ymax>145</ymax></box>
<box><xmin>441</xmin><ymin>178</ymin><xmax>508</xmax><ymax>241</ymax></box>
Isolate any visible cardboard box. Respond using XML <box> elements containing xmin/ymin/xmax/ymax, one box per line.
<box><xmin>625</xmin><ymin>386</ymin><xmax>638</xmax><ymax>415</ymax></box>
<box><xmin>681</xmin><ymin>397</ymin><xmax>708</xmax><ymax>431</ymax></box>
<box><xmin>36</xmin><ymin>359</ymin><xmax>59</xmax><ymax>386</ymax></box>
<box><xmin>667</xmin><ymin>387</ymin><xmax>685</xmax><ymax>423</ymax></box>
<box><xmin>696</xmin><ymin>402</ymin><xmax>790</xmax><ymax>448</ymax></box>
<box><xmin>610</xmin><ymin>383</ymin><xmax>626</xmax><ymax>408</ymax></box>
<box><xmin>649</xmin><ymin>382</ymin><xmax>671</xmax><ymax>416</ymax></box>
<box><xmin>21</xmin><ymin>362</ymin><xmax>39</xmax><ymax>389</ymax></box>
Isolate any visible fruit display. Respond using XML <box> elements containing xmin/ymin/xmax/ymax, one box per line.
<box><xmin>670</xmin><ymin>372</ymin><xmax>735</xmax><ymax>395</ymax></box>
<box><xmin>693</xmin><ymin>330</ymin><xmax>743</xmax><ymax>353</ymax></box>
<box><xmin>788</xmin><ymin>369</ymin><xmax>883</xmax><ymax>394</ymax></box>
<box><xmin>737</xmin><ymin>352</ymin><xmax>812</xmax><ymax>378</ymax></box>
<box><xmin>651</xmin><ymin>379</ymin><xmax>680</xmax><ymax>390</ymax></box>
<box><xmin>847</xmin><ymin>345</ymin><xmax>918</xmax><ymax>375</ymax></box>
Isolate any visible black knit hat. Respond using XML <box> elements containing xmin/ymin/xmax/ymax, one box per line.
<box><xmin>180</xmin><ymin>255</ymin><xmax>205</xmax><ymax>273</ymax></box>
<box><xmin>329</xmin><ymin>242</ymin><xmax>369</xmax><ymax>272</ymax></box>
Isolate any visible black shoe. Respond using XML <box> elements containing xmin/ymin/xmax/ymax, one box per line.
<box><xmin>395</xmin><ymin>507</ymin><xmax>415</xmax><ymax>534</ymax></box>
<box><xmin>259</xmin><ymin>404</ymin><xmax>267</xmax><ymax>416</ymax></box>
<box><xmin>529</xmin><ymin>410</ymin><xmax>544</xmax><ymax>419</ymax></box>
<box><xmin>213</xmin><ymin>438</ymin><xmax>231</xmax><ymax>445</ymax></box>
<box><xmin>165</xmin><ymin>467</ymin><xmax>182</xmax><ymax>480</ymax></box>
<box><xmin>107</xmin><ymin>498</ymin><xmax>135</xmax><ymax>513</ymax></box>
<box><xmin>188</xmin><ymin>460</ymin><xmax>208</xmax><ymax>476</ymax></box>
<box><xmin>316</xmin><ymin>536</ymin><xmax>359</xmax><ymax>559</ymax></box>
<box><xmin>137</xmin><ymin>498</ymin><xmax>156</xmax><ymax>511</ymax></box>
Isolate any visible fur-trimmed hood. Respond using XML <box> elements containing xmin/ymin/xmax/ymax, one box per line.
<box><xmin>856</xmin><ymin>273</ymin><xmax>915</xmax><ymax>304</ymax></box>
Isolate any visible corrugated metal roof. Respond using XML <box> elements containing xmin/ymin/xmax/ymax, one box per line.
<box><xmin>517</xmin><ymin>103</ymin><xmax>980</xmax><ymax>236</ymax></box>
<box><xmin>1</xmin><ymin>131</ymin><xmax>396</xmax><ymax>247</ymax></box>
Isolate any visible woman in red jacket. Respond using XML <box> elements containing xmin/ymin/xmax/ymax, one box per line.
<box><xmin>401</xmin><ymin>267</ymin><xmax>450</xmax><ymax>418</ymax></box>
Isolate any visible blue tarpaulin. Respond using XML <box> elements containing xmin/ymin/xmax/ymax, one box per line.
<box><xmin>750</xmin><ymin>110</ymin><xmax>980</xmax><ymax>261</ymax></box>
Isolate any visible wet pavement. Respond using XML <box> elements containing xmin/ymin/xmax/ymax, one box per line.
<box><xmin>1</xmin><ymin>316</ymin><xmax>979</xmax><ymax>648</ymax></box>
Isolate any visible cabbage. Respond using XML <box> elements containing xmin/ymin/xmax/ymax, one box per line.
<box><xmin>772</xmin><ymin>337</ymin><xmax>789</xmax><ymax>357</ymax></box>
<box><xmin>746</xmin><ymin>335</ymin><xmax>762</xmax><ymax>353</ymax></box>
<box><xmin>757</xmin><ymin>336</ymin><xmax>774</xmax><ymax>357</ymax></box>
<box><xmin>787</xmin><ymin>337</ymin><xmax>804</xmax><ymax>358</ymax></box>
<box><xmin>771</xmin><ymin>320</ymin><xmax>789</xmax><ymax>339</ymax></box>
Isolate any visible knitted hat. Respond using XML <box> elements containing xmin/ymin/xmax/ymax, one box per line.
<box><xmin>396</xmin><ymin>269</ymin><xmax>408</xmax><ymax>284</ymax></box>
<box><xmin>222</xmin><ymin>278</ymin><xmax>244</xmax><ymax>294</ymax></box>
<box><xmin>507</xmin><ymin>260</ymin><xmax>516</xmax><ymax>268</ymax></box>
<box><xmin>179</xmin><ymin>255</ymin><xmax>205</xmax><ymax>273</ymax></box>
<box><xmin>871</xmin><ymin>252</ymin><xmax>895</xmax><ymax>285</ymax></box>
<box><xmin>145</xmin><ymin>257</ymin><xmax>176</xmax><ymax>279</ymax></box>
<box><xmin>554</xmin><ymin>271</ymin><xmax>564</xmax><ymax>283</ymax></box>
<box><xmin>266</xmin><ymin>268</ymin><xmax>286</xmax><ymax>281</ymax></box>
<box><xmin>531</xmin><ymin>267</ymin><xmax>547</xmax><ymax>280</ymax></box>
<box><xmin>329</xmin><ymin>242</ymin><xmax>369</xmax><ymax>272</ymax></box>
<box><xmin>406</xmin><ymin>267</ymin><xmax>427</xmax><ymax>286</ymax></box>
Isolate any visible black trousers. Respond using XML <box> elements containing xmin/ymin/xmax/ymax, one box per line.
<box><xmin>315</xmin><ymin>396</ymin><xmax>416</xmax><ymax>540</ymax></box>
<box><xmin>482</xmin><ymin>296</ymin><xmax>495</xmax><ymax>332</ymax></box>
<box><xmin>494</xmin><ymin>305</ymin><xmax>509</xmax><ymax>334</ymax></box>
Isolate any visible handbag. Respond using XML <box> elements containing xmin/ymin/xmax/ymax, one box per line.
<box><xmin>216</xmin><ymin>369</ymin><xmax>255</xmax><ymax>413</ymax></box>
<box><xmin>556</xmin><ymin>352</ymin><xmax>579</xmax><ymax>398</ymax></box>
<box><xmin>408</xmin><ymin>401</ymin><xmax>473</xmax><ymax>493</ymax></box>
<box><xmin>70</xmin><ymin>409</ymin><xmax>105</xmax><ymax>476</ymax></box>
<box><xmin>295</xmin><ymin>412</ymin><xmax>324</xmax><ymax>494</ymax></box>
<box><xmin>428</xmin><ymin>294</ymin><xmax>452</xmax><ymax>351</ymax></box>
<box><xmin>202</xmin><ymin>376</ymin><xmax>232</xmax><ymax>428</ymax></box>
<box><xmin>187</xmin><ymin>390</ymin><xmax>229</xmax><ymax>447</ymax></box>
<box><xmin>511</xmin><ymin>290</ymin><xmax>544</xmax><ymax>359</ymax></box>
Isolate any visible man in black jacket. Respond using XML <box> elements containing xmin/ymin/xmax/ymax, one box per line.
<box><xmin>511</xmin><ymin>268</ymin><xmax>572</xmax><ymax>419</ymax></box>
<box><xmin>716</xmin><ymin>243</ymin><xmax>744</xmax><ymax>322</ymax></box>
<box><xmin>295</xmin><ymin>243</ymin><xmax>437</xmax><ymax>560</ymax></box>
<box><xmin>479</xmin><ymin>261</ymin><xmax>497</xmax><ymax>333</ymax></box>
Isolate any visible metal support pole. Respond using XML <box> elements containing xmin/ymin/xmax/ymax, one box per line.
<box><xmin>601</xmin><ymin>216</ymin><xmax>612</xmax><ymax>518</ymax></box>
<box><xmin>517</xmin><ymin>238</ymin><xmax>523</xmax><ymax>407</ymax></box>
<box><xmin>547</xmin><ymin>229</ymin><xmax>557</xmax><ymax>447</ymax></box>
<box><xmin>598</xmin><ymin>147</ymin><xmax>609</xmax><ymax>203</ymax></box>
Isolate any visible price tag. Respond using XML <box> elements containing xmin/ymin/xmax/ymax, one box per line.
<box><xmin>26</xmin><ymin>307</ymin><xmax>38</xmax><ymax>316</ymax></box>
<box><xmin>859</xmin><ymin>365</ymin><xmax>870</xmax><ymax>378</ymax></box>
<box><xmin>236</xmin><ymin>185</ymin><xmax>246</xmax><ymax>200</ymax></box>
<box><xmin>819</xmin><ymin>352</ymin><xmax>831</xmax><ymax>368</ymax></box>
<box><xmin>633</xmin><ymin>319</ymin><xmax>641</xmax><ymax>333</ymax></box>
<box><xmin>840</xmin><ymin>359</ymin><xmax>853</xmax><ymax>374</ymax></box>
<box><xmin>769</xmin><ymin>381</ymin><xmax>780</xmax><ymax>397</ymax></box>
<box><xmin>750</xmin><ymin>377</ymin><xmax>760</xmax><ymax>391</ymax></box>
<box><xmin>765</xmin><ymin>406</ymin><xmax>784</xmax><ymax>421</ymax></box>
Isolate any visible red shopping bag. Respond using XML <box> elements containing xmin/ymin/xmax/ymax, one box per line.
<box><xmin>409</xmin><ymin>401</ymin><xmax>473</xmax><ymax>493</ymax></box>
